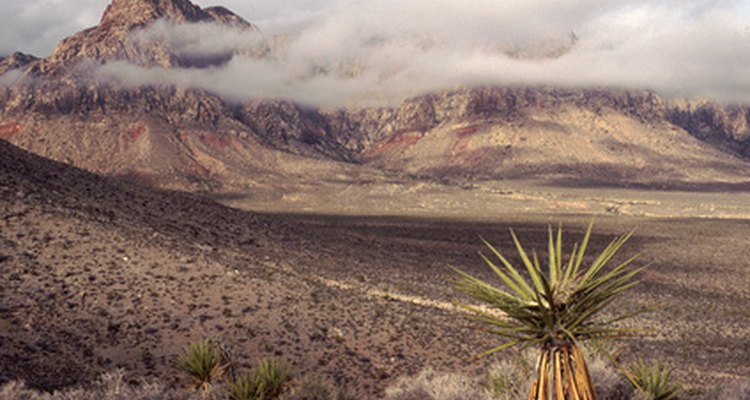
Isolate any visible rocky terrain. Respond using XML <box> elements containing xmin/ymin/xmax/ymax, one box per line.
<box><xmin>0</xmin><ymin>138</ymin><xmax>496</xmax><ymax>396</ymax></box>
<box><xmin>2</xmin><ymin>138</ymin><xmax>749</xmax><ymax>398</ymax></box>
<box><xmin>1</xmin><ymin>0</ymin><xmax>750</xmax><ymax>194</ymax></box>
<box><xmin>1</xmin><ymin>0</ymin><xmax>750</xmax><ymax>398</ymax></box>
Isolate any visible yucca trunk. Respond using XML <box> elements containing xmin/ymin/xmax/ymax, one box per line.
<box><xmin>528</xmin><ymin>343</ymin><xmax>597</xmax><ymax>400</ymax></box>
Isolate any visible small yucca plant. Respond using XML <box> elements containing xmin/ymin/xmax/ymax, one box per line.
<box><xmin>627</xmin><ymin>361</ymin><xmax>680</xmax><ymax>400</ymax></box>
<box><xmin>454</xmin><ymin>223</ymin><xmax>645</xmax><ymax>400</ymax></box>
<box><xmin>254</xmin><ymin>359</ymin><xmax>290</xmax><ymax>399</ymax></box>
<box><xmin>229</xmin><ymin>372</ymin><xmax>260</xmax><ymax>400</ymax></box>
<box><xmin>176</xmin><ymin>338</ymin><xmax>227</xmax><ymax>393</ymax></box>
<box><xmin>229</xmin><ymin>359</ymin><xmax>290</xmax><ymax>400</ymax></box>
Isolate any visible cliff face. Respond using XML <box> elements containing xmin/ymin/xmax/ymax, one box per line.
<box><xmin>1</xmin><ymin>0</ymin><xmax>750</xmax><ymax>190</ymax></box>
<box><xmin>667</xmin><ymin>103</ymin><xmax>750</xmax><ymax>156</ymax></box>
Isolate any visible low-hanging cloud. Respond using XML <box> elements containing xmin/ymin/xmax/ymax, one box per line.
<box><xmin>89</xmin><ymin>0</ymin><xmax>750</xmax><ymax>107</ymax></box>
<box><xmin>0</xmin><ymin>69</ymin><xmax>24</xmax><ymax>87</ymax></box>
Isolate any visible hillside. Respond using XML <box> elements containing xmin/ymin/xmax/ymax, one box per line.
<box><xmin>0</xmin><ymin>139</ymin><xmax>494</xmax><ymax>396</ymax></box>
<box><xmin>0</xmin><ymin>0</ymin><xmax>749</xmax><ymax>194</ymax></box>
<box><xmin>2</xmin><ymin>139</ymin><xmax>750</xmax><ymax>397</ymax></box>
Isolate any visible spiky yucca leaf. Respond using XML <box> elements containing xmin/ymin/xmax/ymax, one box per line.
<box><xmin>253</xmin><ymin>359</ymin><xmax>290</xmax><ymax>399</ymax></box>
<box><xmin>627</xmin><ymin>361</ymin><xmax>680</xmax><ymax>400</ymax></box>
<box><xmin>229</xmin><ymin>372</ymin><xmax>261</xmax><ymax>400</ymax></box>
<box><xmin>229</xmin><ymin>359</ymin><xmax>290</xmax><ymax>400</ymax></box>
<box><xmin>454</xmin><ymin>223</ymin><xmax>644</xmax><ymax>357</ymax></box>
<box><xmin>176</xmin><ymin>338</ymin><xmax>226</xmax><ymax>392</ymax></box>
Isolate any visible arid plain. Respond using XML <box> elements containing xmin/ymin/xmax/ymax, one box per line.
<box><xmin>2</xmin><ymin>140</ymin><xmax>749</xmax><ymax>398</ymax></box>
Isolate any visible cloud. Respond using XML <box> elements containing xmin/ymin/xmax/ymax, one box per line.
<box><xmin>0</xmin><ymin>0</ymin><xmax>104</xmax><ymax>56</ymax></box>
<box><xmin>0</xmin><ymin>69</ymin><xmax>25</xmax><ymax>87</ymax></box>
<box><xmin>193</xmin><ymin>0</ymin><xmax>334</xmax><ymax>21</ymax></box>
<box><xmin>128</xmin><ymin>19</ymin><xmax>267</xmax><ymax>65</ymax></box>
<box><xmin>5</xmin><ymin>0</ymin><xmax>750</xmax><ymax>106</ymax></box>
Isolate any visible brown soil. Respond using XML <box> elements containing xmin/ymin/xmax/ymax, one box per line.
<box><xmin>1</xmin><ymin>140</ymin><xmax>749</xmax><ymax>398</ymax></box>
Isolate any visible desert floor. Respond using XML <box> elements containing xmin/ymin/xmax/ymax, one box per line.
<box><xmin>2</xmin><ymin>145</ymin><xmax>749</xmax><ymax>397</ymax></box>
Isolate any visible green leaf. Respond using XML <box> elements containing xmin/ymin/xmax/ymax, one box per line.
<box><xmin>510</xmin><ymin>229</ymin><xmax>545</xmax><ymax>294</ymax></box>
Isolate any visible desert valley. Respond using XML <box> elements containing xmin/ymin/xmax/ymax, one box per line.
<box><xmin>1</xmin><ymin>0</ymin><xmax>749</xmax><ymax>399</ymax></box>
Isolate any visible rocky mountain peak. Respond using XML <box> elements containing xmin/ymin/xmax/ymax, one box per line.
<box><xmin>34</xmin><ymin>0</ymin><xmax>255</xmax><ymax>74</ymax></box>
<box><xmin>0</xmin><ymin>52</ymin><xmax>39</xmax><ymax>75</ymax></box>
<box><xmin>100</xmin><ymin>0</ymin><xmax>209</xmax><ymax>28</ymax></box>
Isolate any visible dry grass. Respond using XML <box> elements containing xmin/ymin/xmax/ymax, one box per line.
<box><xmin>0</xmin><ymin>370</ymin><xmax>208</xmax><ymax>400</ymax></box>
<box><xmin>384</xmin><ymin>368</ymin><xmax>491</xmax><ymax>400</ymax></box>
<box><xmin>2</xmin><ymin>364</ymin><xmax>744</xmax><ymax>400</ymax></box>
<box><xmin>281</xmin><ymin>377</ymin><xmax>358</xmax><ymax>400</ymax></box>
<box><xmin>586</xmin><ymin>354</ymin><xmax>633</xmax><ymax>400</ymax></box>
<box><xmin>484</xmin><ymin>353</ymin><xmax>535</xmax><ymax>400</ymax></box>
<box><xmin>383</xmin><ymin>347</ymin><xmax>638</xmax><ymax>400</ymax></box>
<box><xmin>709</xmin><ymin>379</ymin><xmax>750</xmax><ymax>400</ymax></box>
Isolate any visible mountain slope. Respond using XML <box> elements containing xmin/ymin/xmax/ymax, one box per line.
<box><xmin>340</xmin><ymin>88</ymin><xmax>750</xmax><ymax>183</ymax></box>
<box><xmin>0</xmin><ymin>139</ymin><xmax>498</xmax><ymax>397</ymax></box>
<box><xmin>1</xmin><ymin>0</ymin><xmax>750</xmax><ymax>192</ymax></box>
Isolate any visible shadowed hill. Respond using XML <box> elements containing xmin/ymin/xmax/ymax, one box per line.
<box><xmin>0</xmin><ymin>139</ymin><xmax>491</xmax><ymax>396</ymax></box>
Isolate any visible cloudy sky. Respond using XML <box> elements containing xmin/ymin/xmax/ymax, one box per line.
<box><xmin>0</xmin><ymin>0</ymin><xmax>333</xmax><ymax>56</ymax></box>
<box><xmin>1</xmin><ymin>0</ymin><xmax>749</xmax><ymax>106</ymax></box>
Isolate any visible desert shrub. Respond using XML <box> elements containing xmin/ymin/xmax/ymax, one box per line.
<box><xmin>0</xmin><ymin>370</ymin><xmax>203</xmax><ymax>400</ymax></box>
<box><xmin>253</xmin><ymin>359</ymin><xmax>290</xmax><ymax>399</ymax></box>
<box><xmin>585</xmin><ymin>352</ymin><xmax>633</xmax><ymax>400</ymax></box>
<box><xmin>282</xmin><ymin>377</ymin><xmax>357</xmax><ymax>400</ymax></box>
<box><xmin>627</xmin><ymin>361</ymin><xmax>680</xmax><ymax>400</ymax></box>
<box><xmin>229</xmin><ymin>359</ymin><xmax>290</xmax><ymax>400</ymax></box>
<box><xmin>384</xmin><ymin>368</ymin><xmax>491</xmax><ymax>400</ymax></box>
<box><xmin>282</xmin><ymin>378</ymin><xmax>331</xmax><ymax>400</ymax></box>
<box><xmin>717</xmin><ymin>379</ymin><xmax>750</xmax><ymax>400</ymax></box>
<box><xmin>229</xmin><ymin>371</ymin><xmax>261</xmax><ymax>400</ymax></box>
<box><xmin>176</xmin><ymin>338</ymin><xmax>227</xmax><ymax>393</ymax></box>
<box><xmin>484</xmin><ymin>352</ymin><xmax>534</xmax><ymax>400</ymax></box>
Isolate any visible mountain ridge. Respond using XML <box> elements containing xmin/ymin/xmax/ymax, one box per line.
<box><xmin>1</xmin><ymin>0</ymin><xmax>750</xmax><ymax>192</ymax></box>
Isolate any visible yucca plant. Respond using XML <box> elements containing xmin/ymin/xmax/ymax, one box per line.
<box><xmin>454</xmin><ymin>223</ymin><xmax>645</xmax><ymax>400</ymax></box>
<box><xmin>229</xmin><ymin>359</ymin><xmax>290</xmax><ymax>400</ymax></box>
<box><xmin>176</xmin><ymin>338</ymin><xmax>227</xmax><ymax>393</ymax></box>
<box><xmin>627</xmin><ymin>361</ymin><xmax>680</xmax><ymax>400</ymax></box>
<box><xmin>253</xmin><ymin>359</ymin><xmax>290</xmax><ymax>399</ymax></box>
<box><xmin>229</xmin><ymin>371</ymin><xmax>261</xmax><ymax>400</ymax></box>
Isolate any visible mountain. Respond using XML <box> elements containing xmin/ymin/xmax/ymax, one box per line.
<box><xmin>1</xmin><ymin>0</ymin><xmax>750</xmax><ymax>194</ymax></box>
<box><xmin>0</xmin><ymin>52</ymin><xmax>39</xmax><ymax>75</ymax></box>
<box><xmin>39</xmin><ymin>0</ymin><xmax>257</xmax><ymax>74</ymax></box>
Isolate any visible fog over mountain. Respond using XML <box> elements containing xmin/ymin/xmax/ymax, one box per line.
<box><xmin>2</xmin><ymin>0</ymin><xmax>749</xmax><ymax>106</ymax></box>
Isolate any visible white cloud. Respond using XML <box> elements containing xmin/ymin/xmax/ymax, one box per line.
<box><xmin>0</xmin><ymin>69</ymin><xmax>25</xmax><ymax>86</ymax></box>
<box><xmin>88</xmin><ymin>0</ymin><xmax>750</xmax><ymax>106</ymax></box>
<box><xmin>3</xmin><ymin>0</ymin><xmax>750</xmax><ymax>105</ymax></box>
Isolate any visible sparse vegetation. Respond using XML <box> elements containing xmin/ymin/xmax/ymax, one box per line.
<box><xmin>253</xmin><ymin>359</ymin><xmax>291</xmax><ymax>399</ymax></box>
<box><xmin>0</xmin><ymin>370</ymin><xmax>200</xmax><ymax>400</ymax></box>
<box><xmin>454</xmin><ymin>223</ymin><xmax>645</xmax><ymax>399</ymax></box>
<box><xmin>485</xmin><ymin>352</ymin><xmax>535</xmax><ymax>400</ymax></box>
<box><xmin>627</xmin><ymin>361</ymin><xmax>680</xmax><ymax>400</ymax></box>
<box><xmin>282</xmin><ymin>377</ymin><xmax>357</xmax><ymax>400</ymax></box>
<box><xmin>384</xmin><ymin>368</ymin><xmax>490</xmax><ymax>400</ymax></box>
<box><xmin>229</xmin><ymin>372</ymin><xmax>262</xmax><ymax>400</ymax></box>
<box><xmin>228</xmin><ymin>359</ymin><xmax>290</xmax><ymax>400</ymax></box>
<box><xmin>176</xmin><ymin>338</ymin><xmax>227</xmax><ymax>393</ymax></box>
<box><xmin>719</xmin><ymin>379</ymin><xmax>750</xmax><ymax>400</ymax></box>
